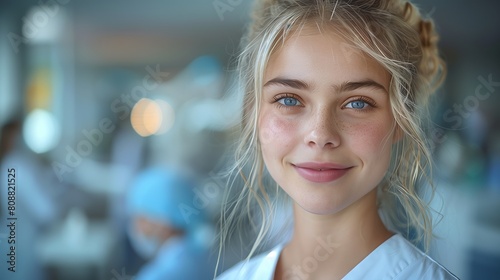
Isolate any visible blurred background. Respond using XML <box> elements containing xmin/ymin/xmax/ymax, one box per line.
<box><xmin>0</xmin><ymin>0</ymin><xmax>499</xmax><ymax>279</ymax></box>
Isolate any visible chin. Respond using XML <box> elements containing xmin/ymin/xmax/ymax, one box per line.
<box><xmin>292</xmin><ymin>184</ymin><xmax>377</xmax><ymax>216</ymax></box>
<box><xmin>294</xmin><ymin>194</ymin><xmax>354</xmax><ymax>216</ymax></box>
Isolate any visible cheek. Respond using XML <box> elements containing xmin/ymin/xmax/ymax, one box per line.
<box><xmin>344</xmin><ymin>119</ymin><xmax>394</xmax><ymax>160</ymax></box>
<box><xmin>259</xmin><ymin>111</ymin><xmax>296</xmax><ymax>158</ymax></box>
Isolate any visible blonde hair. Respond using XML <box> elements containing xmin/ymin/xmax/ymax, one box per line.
<box><xmin>217</xmin><ymin>0</ymin><xmax>446</xmax><ymax>272</ymax></box>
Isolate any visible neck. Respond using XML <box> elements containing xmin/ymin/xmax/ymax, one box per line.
<box><xmin>275</xmin><ymin>189</ymin><xmax>392</xmax><ymax>280</ymax></box>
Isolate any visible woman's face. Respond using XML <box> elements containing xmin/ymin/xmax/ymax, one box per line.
<box><xmin>258</xmin><ymin>26</ymin><xmax>397</xmax><ymax>215</ymax></box>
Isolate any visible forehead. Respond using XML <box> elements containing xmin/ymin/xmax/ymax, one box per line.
<box><xmin>264</xmin><ymin>24</ymin><xmax>390</xmax><ymax>87</ymax></box>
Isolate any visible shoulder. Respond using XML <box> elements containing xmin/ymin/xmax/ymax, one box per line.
<box><xmin>217</xmin><ymin>244</ymin><xmax>284</xmax><ymax>280</ymax></box>
<box><xmin>137</xmin><ymin>238</ymin><xmax>214</xmax><ymax>280</ymax></box>
<box><xmin>344</xmin><ymin>234</ymin><xmax>459</xmax><ymax>280</ymax></box>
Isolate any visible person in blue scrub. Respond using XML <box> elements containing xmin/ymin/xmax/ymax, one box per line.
<box><xmin>127</xmin><ymin>167</ymin><xmax>214</xmax><ymax>280</ymax></box>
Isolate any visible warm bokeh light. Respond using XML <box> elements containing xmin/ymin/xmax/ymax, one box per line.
<box><xmin>155</xmin><ymin>99</ymin><xmax>175</xmax><ymax>135</ymax></box>
<box><xmin>23</xmin><ymin>109</ymin><xmax>61</xmax><ymax>153</ymax></box>
<box><xmin>131</xmin><ymin>98</ymin><xmax>162</xmax><ymax>137</ymax></box>
<box><xmin>130</xmin><ymin>98</ymin><xmax>174</xmax><ymax>137</ymax></box>
<box><xmin>26</xmin><ymin>69</ymin><xmax>52</xmax><ymax>112</ymax></box>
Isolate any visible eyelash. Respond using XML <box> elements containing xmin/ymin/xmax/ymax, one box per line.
<box><xmin>272</xmin><ymin>93</ymin><xmax>303</xmax><ymax>110</ymax></box>
<box><xmin>343</xmin><ymin>96</ymin><xmax>377</xmax><ymax>110</ymax></box>
<box><xmin>271</xmin><ymin>94</ymin><xmax>377</xmax><ymax>111</ymax></box>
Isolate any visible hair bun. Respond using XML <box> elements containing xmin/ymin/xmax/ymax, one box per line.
<box><xmin>402</xmin><ymin>2</ymin><xmax>433</xmax><ymax>48</ymax></box>
<box><xmin>400</xmin><ymin>1</ymin><xmax>445</xmax><ymax>93</ymax></box>
<box><xmin>419</xmin><ymin>20</ymin><xmax>432</xmax><ymax>48</ymax></box>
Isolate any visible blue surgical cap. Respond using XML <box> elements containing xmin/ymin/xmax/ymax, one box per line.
<box><xmin>127</xmin><ymin>167</ymin><xmax>204</xmax><ymax>230</ymax></box>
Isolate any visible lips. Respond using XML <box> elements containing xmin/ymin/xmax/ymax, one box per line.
<box><xmin>292</xmin><ymin>162</ymin><xmax>352</xmax><ymax>183</ymax></box>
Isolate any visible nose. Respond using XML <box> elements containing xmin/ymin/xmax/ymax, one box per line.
<box><xmin>304</xmin><ymin>108</ymin><xmax>341</xmax><ymax>148</ymax></box>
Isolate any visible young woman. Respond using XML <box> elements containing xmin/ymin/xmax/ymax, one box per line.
<box><xmin>217</xmin><ymin>0</ymin><xmax>457</xmax><ymax>279</ymax></box>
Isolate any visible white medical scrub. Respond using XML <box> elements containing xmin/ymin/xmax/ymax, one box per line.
<box><xmin>217</xmin><ymin>234</ymin><xmax>458</xmax><ymax>280</ymax></box>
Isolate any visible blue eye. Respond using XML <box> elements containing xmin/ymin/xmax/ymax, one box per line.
<box><xmin>278</xmin><ymin>97</ymin><xmax>301</xmax><ymax>106</ymax></box>
<box><xmin>345</xmin><ymin>100</ymin><xmax>368</xmax><ymax>109</ymax></box>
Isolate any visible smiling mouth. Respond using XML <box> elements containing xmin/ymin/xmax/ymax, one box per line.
<box><xmin>292</xmin><ymin>162</ymin><xmax>352</xmax><ymax>183</ymax></box>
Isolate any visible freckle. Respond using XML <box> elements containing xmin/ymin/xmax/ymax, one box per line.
<box><xmin>336</xmin><ymin>120</ymin><xmax>359</xmax><ymax>136</ymax></box>
<box><xmin>340</xmin><ymin>121</ymin><xmax>374</xmax><ymax>137</ymax></box>
<box><xmin>336</xmin><ymin>121</ymin><xmax>349</xmax><ymax>132</ymax></box>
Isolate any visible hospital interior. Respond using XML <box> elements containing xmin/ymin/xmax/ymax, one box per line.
<box><xmin>0</xmin><ymin>0</ymin><xmax>499</xmax><ymax>279</ymax></box>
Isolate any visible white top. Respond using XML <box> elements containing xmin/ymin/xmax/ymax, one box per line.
<box><xmin>217</xmin><ymin>234</ymin><xmax>458</xmax><ymax>280</ymax></box>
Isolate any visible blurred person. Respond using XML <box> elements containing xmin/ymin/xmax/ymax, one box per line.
<box><xmin>217</xmin><ymin>0</ymin><xmax>458</xmax><ymax>279</ymax></box>
<box><xmin>126</xmin><ymin>166</ymin><xmax>215</xmax><ymax>280</ymax></box>
<box><xmin>108</xmin><ymin>119</ymin><xmax>146</xmax><ymax>274</ymax></box>
<box><xmin>0</xmin><ymin>118</ymin><xmax>60</xmax><ymax>280</ymax></box>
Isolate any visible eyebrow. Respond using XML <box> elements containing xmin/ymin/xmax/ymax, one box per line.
<box><xmin>263</xmin><ymin>77</ymin><xmax>388</xmax><ymax>93</ymax></box>
<box><xmin>339</xmin><ymin>80</ymin><xmax>387</xmax><ymax>93</ymax></box>
<box><xmin>263</xmin><ymin>77</ymin><xmax>310</xmax><ymax>90</ymax></box>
